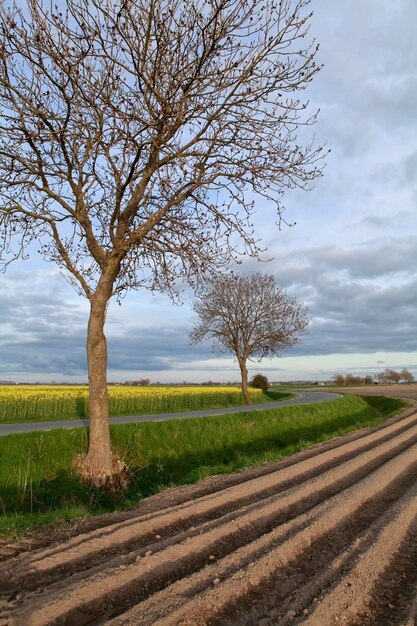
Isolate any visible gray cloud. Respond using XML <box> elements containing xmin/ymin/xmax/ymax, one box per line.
<box><xmin>0</xmin><ymin>324</ymin><xmax>214</xmax><ymax>378</ymax></box>
<box><xmin>304</xmin><ymin>238</ymin><xmax>417</xmax><ymax>281</ymax></box>
<box><xmin>2</xmin><ymin>234</ymin><xmax>416</xmax><ymax>378</ymax></box>
<box><xmin>0</xmin><ymin>272</ymin><xmax>88</xmax><ymax>375</ymax></box>
<box><xmin>107</xmin><ymin>326</ymin><xmax>213</xmax><ymax>372</ymax></box>
<box><xmin>240</xmin><ymin>236</ymin><xmax>417</xmax><ymax>359</ymax></box>
<box><xmin>1</xmin><ymin>1</ymin><xmax>417</xmax><ymax>381</ymax></box>
<box><xmin>0</xmin><ymin>271</ymin><xmax>214</xmax><ymax>376</ymax></box>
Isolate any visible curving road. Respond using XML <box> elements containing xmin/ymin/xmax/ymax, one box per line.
<box><xmin>0</xmin><ymin>391</ymin><xmax>341</xmax><ymax>436</ymax></box>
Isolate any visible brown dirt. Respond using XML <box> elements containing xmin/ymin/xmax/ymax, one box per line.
<box><xmin>327</xmin><ymin>382</ymin><xmax>417</xmax><ymax>402</ymax></box>
<box><xmin>1</xmin><ymin>385</ymin><xmax>417</xmax><ymax>625</ymax></box>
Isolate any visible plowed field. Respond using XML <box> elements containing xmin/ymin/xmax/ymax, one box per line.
<box><xmin>1</xmin><ymin>386</ymin><xmax>417</xmax><ymax>626</ymax></box>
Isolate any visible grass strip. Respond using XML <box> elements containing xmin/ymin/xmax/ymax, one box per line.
<box><xmin>264</xmin><ymin>390</ymin><xmax>295</xmax><ymax>401</ymax></box>
<box><xmin>0</xmin><ymin>394</ymin><xmax>407</xmax><ymax>539</ymax></box>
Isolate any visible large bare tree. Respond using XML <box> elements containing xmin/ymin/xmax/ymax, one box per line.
<box><xmin>190</xmin><ymin>273</ymin><xmax>309</xmax><ymax>404</ymax></box>
<box><xmin>0</xmin><ymin>0</ymin><xmax>324</xmax><ymax>487</ymax></box>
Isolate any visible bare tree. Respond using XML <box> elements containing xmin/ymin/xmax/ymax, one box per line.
<box><xmin>333</xmin><ymin>374</ymin><xmax>375</xmax><ymax>386</ymax></box>
<box><xmin>387</xmin><ymin>369</ymin><xmax>401</xmax><ymax>384</ymax></box>
<box><xmin>0</xmin><ymin>0</ymin><xmax>324</xmax><ymax>487</ymax></box>
<box><xmin>377</xmin><ymin>368</ymin><xmax>402</xmax><ymax>385</ymax></box>
<box><xmin>376</xmin><ymin>370</ymin><xmax>389</xmax><ymax>385</ymax></box>
<box><xmin>400</xmin><ymin>368</ymin><xmax>414</xmax><ymax>383</ymax></box>
<box><xmin>333</xmin><ymin>373</ymin><xmax>345</xmax><ymax>386</ymax></box>
<box><xmin>190</xmin><ymin>273</ymin><xmax>309</xmax><ymax>404</ymax></box>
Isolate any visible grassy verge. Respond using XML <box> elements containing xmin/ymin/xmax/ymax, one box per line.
<box><xmin>0</xmin><ymin>394</ymin><xmax>407</xmax><ymax>539</ymax></box>
<box><xmin>264</xmin><ymin>390</ymin><xmax>296</xmax><ymax>401</ymax></box>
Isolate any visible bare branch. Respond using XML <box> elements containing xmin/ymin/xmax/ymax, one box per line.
<box><xmin>0</xmin><ymin>0</ymin><xmax>325</xmax><ymax>298</ymax></box>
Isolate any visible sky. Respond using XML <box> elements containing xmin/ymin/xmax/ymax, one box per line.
<box><xmin>1</xmin><ymin>0</ymin><xmax>416</xmax><ymax>384</ymax></box>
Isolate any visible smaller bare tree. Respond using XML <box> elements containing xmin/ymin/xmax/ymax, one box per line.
<box><xmin>190</xmin><ymin>273</ymin><xmax>308</xmax><ymax>404</ymax></box>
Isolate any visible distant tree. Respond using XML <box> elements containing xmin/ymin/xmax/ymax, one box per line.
<box><xmin>333</xmin><ymin>373</ymin><xmax>374</xmax><ymax>386</ymax></box>
<box><xmin>377</xmin><ymin>369</ymin><xmax>389</xmax><ymax>385</ymax></box>
<box><xmin>377</xmin><ymin>368</ymin><xmax>402</xmax><ymax>384</ymax></box>
<box><xmin>400</xmin><ymin>368</ymin><xmax>415</xmax><ymax>383</ymax></box>
<box><xmin>250</xmin><ymin>373</ymin><xmax>270</xmax><ymax>393</ymax></box>
<box><xmin>388</xmin><ymin>369</ymin><xmax>401</xmax><ymax>384</ymax></box>
<box><xmin>345</xmin><ymin>374</ymin><xmax>359</xmax><ymax>386</ymax></box>
<box><xmin>190</xmin><ymin>273</ymin><xmax>308</xmax><ymax>404</ymax></box>
<box><xmin>137</xmin><ymin>379</ymin><xmax>151</xmax><ymax>387</ymax></box>
<box><xmin>0</xmin><ymin>0</ymin><xmax>324</xmax><ymax>487</ymax></box>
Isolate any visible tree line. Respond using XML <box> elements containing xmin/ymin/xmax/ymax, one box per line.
<box><xmin>333</xmin><ymin>368</ymin><xmax>415</xmax><ymax>386</ymax></box>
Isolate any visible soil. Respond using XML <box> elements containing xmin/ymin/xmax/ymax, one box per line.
<box><xmin>1</xmin><ymin>384</ymin><xmax>417</xmax><ymax>626</ymax></box>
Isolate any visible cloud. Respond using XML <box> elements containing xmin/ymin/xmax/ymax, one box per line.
<box><xmin>0</xmin><ymin>270</ymin><xmax>87</xmax><ymax>375</ymax></box>
<box><xmin>239</xmin><ymin>236</ymin><xmax>417</xmax><ymax>359</ymax></box>
<box><xmin>107</xmin><ymin>326</ymin><xmax>213</xmax><ymax>372</ymax></box>
<box><xmin>0</xmin><ymin>269</ymin><xmax>214</xmax><ymax>376</ymax></box>
<box><xmin>306</xmin><ymin>238</ymin><xmax>417</xmax><ymax>280</ymax></box>
<box><xmin>2</xmin><ymin>235</ymin><xmax>416</xmax><ymax>379</ymax></box>
<box><xmin>1</xmin><ymin>2</ymin><xmax>416</xmax><ymax>382</ymax></box>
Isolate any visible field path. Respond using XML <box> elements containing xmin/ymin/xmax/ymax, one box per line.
<box><xmin>1</xmin><ymin>385</ymin><xmax>417</xmax><ymax>625</ymax></box>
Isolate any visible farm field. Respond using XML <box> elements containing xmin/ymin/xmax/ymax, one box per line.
<box><xmin>327</xmin><ymin>382</ymin><xmax>417</xmax><ymax>401</ymax></box>
<box><xmin>1</xmin><ymin>388</ymin><xmax>416</xmax><ymax>624</ymax></box>
<box><xmin>0</xmin><ymin>385</ymin><xmax>265</xmax><ymax>423</ymax></box>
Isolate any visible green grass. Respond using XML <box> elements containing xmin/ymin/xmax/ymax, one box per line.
<box><xmin>356</xmin><ymin>394</ymin><xmax>407</xmax><ymax>417</ymax></box>
<box><xmin>0</xmin><ymin>394</ymin><xmax>407</xmax><ymax>539</ymax></box>
<box><xmin>264</xmin><ymin>390</ymin><xmax>295</xmax><ymax>401</ymax></box>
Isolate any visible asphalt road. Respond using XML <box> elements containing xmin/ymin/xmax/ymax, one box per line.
<box><xmin>0</xmin><ymin>391</ymin><xmax>342</xmax><ymax>437</ymax></box>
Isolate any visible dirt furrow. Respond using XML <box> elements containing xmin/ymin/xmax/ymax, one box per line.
<box><xmin>4</xmin><ymin>410</ymin><xmax>417</xmax><ymax>592</ymax></box>
<box><xmin>402</xmin><ymin>588</ymin><xmax>417</xmax><ymax>626</ymax></box>
<box><xmin>302</xmin><ymin>496</ymin><xmax>417</xmax><ymax>625</ymax></box>
<box><xmin>5</xmin><ymin>417</ymin><xmax>417</xmax><ymax>602</ymax></box>
<box><xmin>107</xmin><ymin>443</ymin><xmax>417</xmax><ymax>626</ymax></box>
<box><xmin>4</xmin><ymin>431</ymin><xmax>417</xmax><ymax>625</ymax></box>
<box><xmin>347</xmin><ymin>510</ymin><xmax>417</xmax><ymax>626</ymax></box>
<box><xmin>2</xmin><ymin>407</ymin><xmax>417</xmax><ymax>626</ymax></box>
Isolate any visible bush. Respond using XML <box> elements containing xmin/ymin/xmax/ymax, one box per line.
<box><xmin>250</xmin><ymin>373</ymin><xmax>269</xmax><ymax>392</ymax></box>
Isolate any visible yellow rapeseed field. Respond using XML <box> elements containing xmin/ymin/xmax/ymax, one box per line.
<box><xmin>0</xmin><ymin>385</ymin><xmax>264</xmax><ymax>422</ymax></box>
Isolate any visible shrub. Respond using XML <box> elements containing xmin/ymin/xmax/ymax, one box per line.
<box><xmin>250</xmin><ymin>373</ymin><xmax>269</xmax><ymax>392</ymax></box>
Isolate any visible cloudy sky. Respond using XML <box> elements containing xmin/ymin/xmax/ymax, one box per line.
<box><xmin>1</xmin><ymin>0</ymin><xmax>416</xmax><ymax>383</ymax></box>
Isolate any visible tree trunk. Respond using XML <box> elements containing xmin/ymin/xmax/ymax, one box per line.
<box><xmin>239</xmin><ymin>360</ymin><xmax>251</xmax><ymax>405</ymax></box>
<box><xmin>75</xmin><ymin>281</ymin><xmax>127</xmax><ymax>489</ymax></box>
<box><xmin>85</xmin><ymin>292</ymin><xmax>113</xmax><ymax>479</ymax></box>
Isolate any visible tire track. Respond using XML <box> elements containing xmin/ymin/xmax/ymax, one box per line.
<box><xmin>1</xmin><ymin>408</ymin><xmax>417</xmax><ymax>626</ymax></box>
